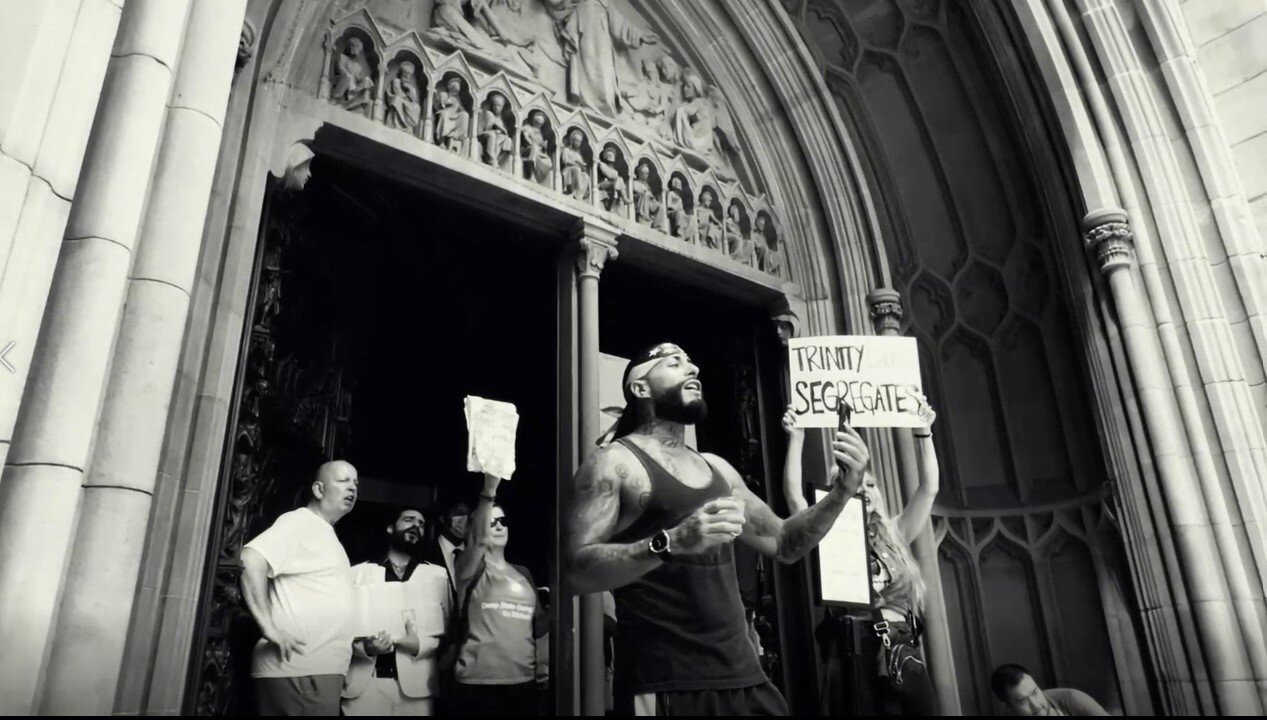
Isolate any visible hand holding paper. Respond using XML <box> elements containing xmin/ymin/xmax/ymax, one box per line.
<box><xmin>464</xmin><ymin>396</ymin><xmax>519</xmax><ymax>479</ymax></box>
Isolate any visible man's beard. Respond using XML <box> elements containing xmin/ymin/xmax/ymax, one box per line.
<box><xmin>652</xmin><ymin>383</ymin><xmax>708</xmax><ymax>424</ymax></box>
<box><xmin>389</xmin><ymin>531</ymin><xmax>420</xmax><ymax>554</ymax></box>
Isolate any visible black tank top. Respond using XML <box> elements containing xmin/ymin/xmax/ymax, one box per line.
<box><xmin>609</xmin><ymin>439</ymin><xmax>766</xmax><ymax>694</ymax></box>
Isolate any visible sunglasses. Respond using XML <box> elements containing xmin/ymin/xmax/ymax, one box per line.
<box><xmin>491</xmin><ymin>517</ymin><xmax>509</xmax><ymax>529</ymax></box>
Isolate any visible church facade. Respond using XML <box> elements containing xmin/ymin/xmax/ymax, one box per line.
<box><xmin>0</xmin><ymin>0</ymin><xmax>1265</xmax><ymax>715</ymax></box>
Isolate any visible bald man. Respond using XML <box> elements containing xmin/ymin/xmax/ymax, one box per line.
<box><xmin>242</xmin><ymin>460</ymin><xmax>360</xmax><ymax>715</ymax></box>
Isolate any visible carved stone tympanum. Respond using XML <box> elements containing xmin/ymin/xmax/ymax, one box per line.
<box><xmin>314</xmin><ymin>1</ymin><xmax>792</xmax><ymax>279</ymax></box>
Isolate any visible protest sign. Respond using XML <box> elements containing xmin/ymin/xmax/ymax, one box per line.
<box><xmin>788</xmin><ymin>335</ymin><xmax>923</xmax><ymax>428</ymax></box>
<box><xmin>464</xmin><ymin>396</ymin><xmax>519</xmax><ymax>479</ymax></box>
<box><xmin>814</xmin><ymin>490</ymin><xmax>871</xmax><ymax>607</ymax></box>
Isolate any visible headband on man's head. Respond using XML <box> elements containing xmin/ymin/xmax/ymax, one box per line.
<box><xmin>598</xmin><ymin>342</ymin><xmax>688</xmax><ymax>444</ymax></box>
<box><xmin>621</xmin><ymin>342</ymin><xmax>688</xmax><ymax>390</ymax></box>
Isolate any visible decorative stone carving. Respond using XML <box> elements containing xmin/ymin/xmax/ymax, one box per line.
<box><xmin>547</xmin><ymin>0</ymin><xmax>659</xmax><ymax>116</ymax></box>
<box><xmin>434</xmin><ymin>75</ymin><xmax>471</xmax><ymax>154</ymax></box>
<box><xmin>282</xmin><ymin>142</ymin><xmax>315</xmax><ymax>192</ymax></box>
<box><xmin>432</xmin><ymin>0</ymin><xmax>537</xmax><ymax>75</ymax></box>
<box><xmin>621</xmin><ymin>57</ymin><xmax>668</xmax><ymax>133</ymax></box>
<box><xmin>597</xmin><ymin>145</ymin><xmax>629</xmax><ymax>216</ymax></box>
<box><xmin>237</xmin><ymin>19</ymin><xmax>257</xmax><ymax>72</ymax></box>
<box><xmin>575</xmin><ymin>236</ymin><xmax>619</xmax><ymax>279</ymax></box>
<box><xmin>331</xmin><ymin>35</ymin><xmax>376</xmax><ymax>115</ymax></box>
<box><xmin>521</xmin><ymin>109</ymin><xmax>555</xmax><ymax>187</ymax></box>
<box><xmin>1082</xmin><ymin>208</ymin><xmax>1134</xmax><ymax>274</ymax></box>
<box><xmin>310</xmin><ymin>2</ymin><xmax>793</xmax><ymax>283</ymax></box>
<box><xmin>867</xmin><ymin>288</ymin><xmax>905</xmax><ymax>335</ymax></box>
<box><xmin>698</xmin><ymin>187</ymin><xmax>724</xmax><ymax>251</ymax></box>
<box><xmin>561</xmin><ymin>128</ymin><xmax>592</xmax><ymax>201</ymax></box>
<box><xmin>725</xmin><ymin>202</ymin><xmax>751</xmax><ymax>265</ymax></box>
<box><xmin>478</xmin><ymin>92</ymin><xmax>515</xmax><ymax>169</ymax></box>
<box><xmin>665</xmin><ymin>174</ymin><xmax>694</xmax><ymax>242</ymax></box>
<box><xmin>632</xmin><ymin>159</ymin><xmax>661</xmax><ymax>227</ymax></box>
<box><xmin>753</xmin><ymin>213</ymin><xmax>784</xmax><ymax>278</ymax></box>
<box><xmin>384</xmin><ymin>60</ymin><xmax>423</xmax><ymax>132</ymax></box>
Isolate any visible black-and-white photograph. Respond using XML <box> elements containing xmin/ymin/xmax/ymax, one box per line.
<box><xmin>0</xmin><ymin>0</ymin><xmax>1264</xmax><ymax>716</ymax></box>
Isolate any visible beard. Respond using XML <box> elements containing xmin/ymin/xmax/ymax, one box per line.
<box><xmin>652</xmin><ymin>382</ymin><xmax>708</xmax><ymax>424</ymax></box>
<box><xmin>389</xmin><ymin>530</ymin><xmax>421</xmax><ymax>554</ymax></box>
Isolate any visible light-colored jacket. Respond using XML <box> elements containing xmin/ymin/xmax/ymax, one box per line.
<box><xmin>342</xmin><ymin>561</ymin><xmax>451</xmax><ymax>700</ymax></box>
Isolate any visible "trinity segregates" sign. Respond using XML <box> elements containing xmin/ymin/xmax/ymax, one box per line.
<box><xmin>788</xmin><ymin>335</ymin><xmax>924</xmax><ymax>429</ymax></box>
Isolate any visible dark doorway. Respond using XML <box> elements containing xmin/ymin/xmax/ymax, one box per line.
<box><xmin>190</xmin><ymin>155</ymin><xmax>560</xmax><ymax>715</ymax></box>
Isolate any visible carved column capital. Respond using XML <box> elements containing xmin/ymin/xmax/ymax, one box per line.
<box><xmin>237</xmin><ymin>19</ymin><xmax>258</xmax><ymax>73</ymax></box>
<box><xmin>1082</xmin><ymin>207</ymin><xmax>1134</xmax><ymax>274</ymax></box>
<box><xmin>572</xmin><ymin>219</ymin><xmax>620</xmax><ymax>279</ymax></box>
<box><xmin>867</xmin><ymin>288</ymin><xmax>904</xmax><ymax>336</ymax></box>
<box><xmin>576</xmin><ymin>238</ymin><xmax>618</xmax><ymax>279</ymax></box>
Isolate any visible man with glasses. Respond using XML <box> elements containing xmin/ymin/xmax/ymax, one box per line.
<box><xmin>342</xmin><ymin>508</ymin><xmax>452</xmax><ymax>716</ymax></box>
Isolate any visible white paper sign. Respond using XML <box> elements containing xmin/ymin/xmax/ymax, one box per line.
<box><xmin>788</xmin><ymin>335</ymin><xmax>923</xmax><ymax>428</ymax></box>
<box><xmin>464</xmin><ymin>396</ymin><xmax>519</xmax><ymax>479</ymax></box>
<box><xmin>350</xmin><ymin>572</ymin><xmax>449</xmax><ymax>638</ymax></box>
<box><xmin>815</xmin><ymin>490</ymin><xmax>871</xmax><ymax>606</ymax></box>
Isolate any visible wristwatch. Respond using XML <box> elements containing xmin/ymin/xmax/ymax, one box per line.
<box><xmin>648</xmin><ymin>529</ymin><xmax>673</xmax><ymax>561</ymax></box>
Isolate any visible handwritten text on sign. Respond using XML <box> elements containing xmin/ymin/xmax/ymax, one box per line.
<box><xmin>789</xmin><ymin>335</ymin><xmax>923</xmax><ymax>428</ymax></box>
<box><xmin>465</xmin><ymin>396</ymin><xmax>519</xmax><ymax>479</ymax></box>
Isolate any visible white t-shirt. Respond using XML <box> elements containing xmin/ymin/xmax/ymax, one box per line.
<box><xmin>245</xmin><ymin>507</ymin><xmax>355</xmax><ymax>678</ymax></box>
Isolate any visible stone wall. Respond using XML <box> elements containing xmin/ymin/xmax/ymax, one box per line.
<box><xmin>1182</xmin><ymin>0</ymin><xmax>1267</xmax><ymax>239</ymax></box>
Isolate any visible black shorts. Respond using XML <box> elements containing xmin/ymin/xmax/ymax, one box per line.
<box><xmin>634</xmin><ymin>681</ymin><xmax>789</xmax><ymax>716</ymax></box>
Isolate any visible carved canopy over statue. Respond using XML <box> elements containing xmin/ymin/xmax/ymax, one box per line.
<box><xmin>313</xmin><ymin>0</ymin><xmax>786</xmax><ymax>280</ymax></box>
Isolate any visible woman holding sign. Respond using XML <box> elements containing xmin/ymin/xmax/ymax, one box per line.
<box><xmin>863</xmin><ymin>392</ymin><xmax>939</xmax><ymax>715</ymax></box>
<box><xmin>448</xmin><ymin>473</ymin><xmax>548</xmax><ymax>716</ymax></box>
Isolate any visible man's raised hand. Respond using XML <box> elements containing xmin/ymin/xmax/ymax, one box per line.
<box><xmin>830</xmin><ymin>427</ymin><xmax>869</xmax><ymax>497</ymax></box>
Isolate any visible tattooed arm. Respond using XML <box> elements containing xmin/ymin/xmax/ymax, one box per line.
<box><xmin>709</xmin><ymin>426</ymin><xmax>871</xmax><ymax>564</ymax></box>
<box><xmin>567</xmin><ymin>444</ymin><xmax>747</xmax><ymax>595</ymax></box>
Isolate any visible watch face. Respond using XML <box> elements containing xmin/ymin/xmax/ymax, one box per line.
<box><xmin>650</xmin><ymin>530</ymin><xmax>669</xmax><ymax>553</ymax></box>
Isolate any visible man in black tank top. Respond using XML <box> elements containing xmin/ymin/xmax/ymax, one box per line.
<box><xmin>567</xmin><ymin>343</ymin><xmax>870</xmax><ymax>716</ymax></box>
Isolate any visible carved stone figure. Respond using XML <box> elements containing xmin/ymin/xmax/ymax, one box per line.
<box><xmin>237</xmin><ymin>20</ymin><xmax>257</xmax><ymax>71</ymax></box>
<box><xmin>561</xmin><ymin>129</ymin><xmax>591</xmax><ymax>200</ymax></box>
<box><xmin>332</xmin><ymin>37</ymin><xmax>376</xmax><ymax>114</ymax></box>
<box><xmin>434</xmin><ymin>77</ymin><xmax>470</xmax><ymax>153</ymax></box>
<box><xmin>521</xmin><ymin>109</ymin><xmax>554</xmax><ymax>186</ymax></box>
<box><xmin>754</xmin><ymin>214</ymin><xmax>784</xmax><ymax>277</ymax></box>
<box><xmin>385</xmin><ymin>61</ymin><xmax>423</xmax><ymax>132</ymax></box>
<box><xmin>725</xmin><ymin>203</ymin><xmax>751</xmax><ymax>265</ymax></box>
<box><xmin>666</xmin><ymin>175</ymin><xmax>693</xmax><ymax>242</ymax></box>
<box><xmin>674</xmin><ymin>69</ymin><xmax>716</xmax><ymax>155</ymax></box>
<box><xmin>708</xmin><ymin>85</ymin><xmax>739</xmax><ymax>178</ymax></box>
<box><xmin>282</xmin><ymin>142</ymin><xmax>315</xmax><ymax>192</ymax></box>
<box><xmin>597</xmin><ymin>146</ymin><xmax>629</xmax><ymax>215</ymax></box>
<box><xmin>621</xmin><ymin>57</ymin><xmax>666</xmax><ymax>132</ymax></box>
<box><xmin>545</xmin><ymin>0</ymin><xmax>659</xmax><ymax>116</ymax></box>
<box><xmin>432</xmin><ymin>0</ymin><xmax>536</xmax><ymax>74</ymax></box>
<box><xmin>698</xmin><ymin>188</ymin><xmax>724</xmax><ymax>250</ymax></box>
<box><xmin>479</xmin><ymin>92</ymin><xmax>515</xmax><ymax>169</ymax></box>
<box><xmin>632</xmin><ymin>160</ymin><xmax>660</xmax><ymax>226</ymax></box>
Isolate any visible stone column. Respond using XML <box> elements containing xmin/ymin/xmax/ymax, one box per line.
<box><xmin>0</xmin><ymin>0</ymin><xmax>125</xmax><ymax>471</ymax></box>
<box><xmin>1083</xmin><ymin>208</ymin><xmax>1262</xmax><ymax>715</ymax></box>
<box><xmin>572</xmin><ymin>219</ymin><xmax>619</xmax><ymax>717</ymax></box>
<box><xmin>0</xmin><ymin>0</ymin><xmax>194</xmax><ymax>714</ymax></box>
<box><xmin>866</xmin><ymin>288</ymin><xmax>961</xmax><ymax>716</ymax></box>
<box><xmin>39</xmin><ymin>0</ymin><xmax>247</xmax><ymax>714</ymax></box>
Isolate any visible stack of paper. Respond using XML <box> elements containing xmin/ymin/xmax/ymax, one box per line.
<box><xmin>464</xmin><ymin>396</ymin><xmax>519</xmax><ymax>480</ymax></box>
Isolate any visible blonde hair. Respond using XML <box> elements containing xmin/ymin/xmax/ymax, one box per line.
<box><xmin>863</xmin><ymin>477</ymin><xmax>926</xmax><ymax>612</ymax></box>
